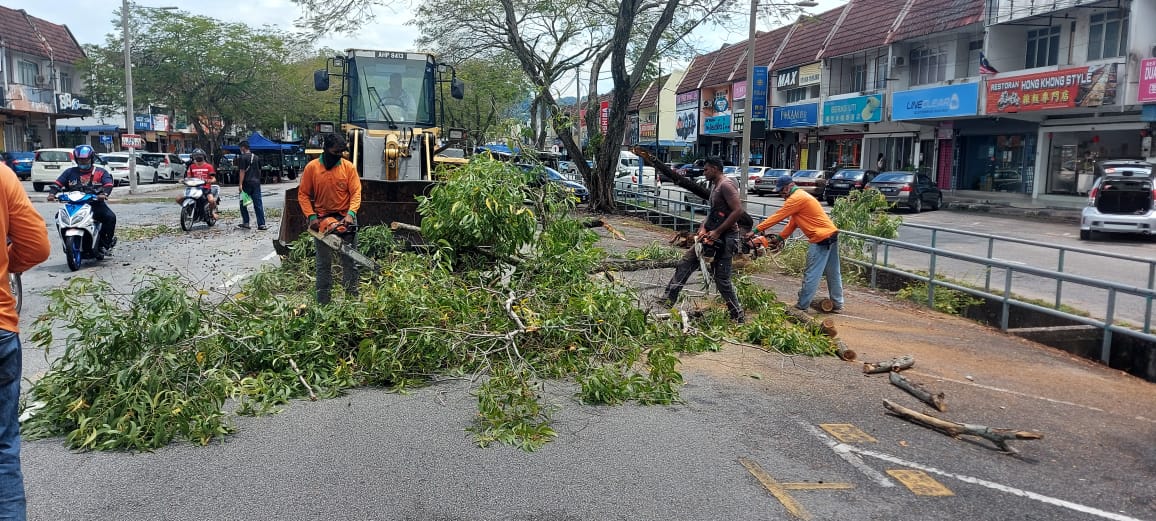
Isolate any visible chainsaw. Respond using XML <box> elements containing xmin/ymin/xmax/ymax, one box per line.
<box><xmin>742</xmin><ymin>233</ymin><xmax>783</xmax><ymax>257</ymax></box>
<box><xmin>307</xmin><ymin>216</ymin><xmax>380</xmax><ymax>273</ymax></box>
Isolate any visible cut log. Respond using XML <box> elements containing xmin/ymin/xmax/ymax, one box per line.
<box><xmin>390</xmin><ymin>222</ymin><xmax>422</xmax><ymax>234</ymax></box>
<box><xmin>603</xmin><ymin>222</ymin><xmax>626</xmax><ymax>240</ymax></box>
<box><xmin>812</xmin><ymin>298</ymin><xmax>836</xmax><ymax>313</ymax></box>
<box><xmin>882</xmin><ymin>399</ymin><xmax>1042</xmax><ymax>455</ymax></box>
<box><xmin>834</xmin><ymin>339</ymin><xmax>856</xmax><ymax>361</ymax></box>
<box><xmin>889</xmin><ymin>371</ymin><xmax>946</xmax><ymax>412</ymax></box>
<box><xmin>783</xmin><ymin>306</ymin><xmax>838</xmax><ymax>338</ymax></box>
<box><xmin>863</xmin><ymin>354</ymin><xmax>915</xmax><ymax>374</ymax></box>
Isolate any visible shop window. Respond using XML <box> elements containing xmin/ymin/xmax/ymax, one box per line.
<box><xmin>18</xmin><ymin>61</ymin><xmax>39</xmax><ymax>86</ymax></box>
<box><xmin>910</xmin><ymin>47</ymin><xmax>948</xmax><ymax>86</ymax></box>
<box><xmin>1087</xmin><ymin>11</ymin><xmax>1128</xmax><ymax>61</ymax></box>
<box><xmin>851</xmin><ymin>64</ymin><xmax>866</xmax><ymax>93</ymax></box>
<box><xmin>873</xmin><ymin>56</ymin><xmax>888</xmax><ymax>90</ymax></box>
<box><xmin>1025</xmin><ymin>26</ymin><xmax>1061</xmax><ymax>68</ymax></box>
<box><xmin>60</xmin><ymin>72</ymin><xmax>72</xmax><ymax>93</ymax></box>
<box><xmin>782</xmin><ymin>87</ymin><xmax>810</xmax><ymax>103</ymax></box>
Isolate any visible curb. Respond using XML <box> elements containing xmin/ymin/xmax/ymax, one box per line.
<box><xmin>943</xmin><ymin>201</ymin><xmax>1082</xmax><ymax>224</ymax></box>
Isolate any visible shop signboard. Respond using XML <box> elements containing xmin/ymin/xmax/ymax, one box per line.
<box><xmin>733</xmin><ymin>81</ymin><xmax>746</xmax><ymax>101</ymax></box>
<box><xmin>55</xmin><ymin>93</ymin><xmax>93</xmax><ymax>116</ymax></box>
<box><xmin>985</xmin><ymin>63</ymin><xmax>1118</xmax><ymax>113</ymax></box>
<box><xmin>600</xmin><ymin>101</ymin><xmax>609</xmax><ymax>134</ymax></box>
<box><xmin>134</xmin><ymin>115</ymin><xmax>152</xmax><ymax>131</ymax></box>
<box><xmin>776</xmin><ymin>67</ymin><xmax>799</xmax><ymax>90</ymax></box>
<box><xmin>1139</xmin><ymin>58</ymin><xmax>1156</xmax><ymax>104</ymax></box>
<box><xmin>701</xmin><ymin>85</ymin><xmax>732</xmax><ymax>135</ymax></box>
<box><xmin>152</xmin><ymin>114</ymin><xmax>170</xmax><ymax>132</ymax></box>
<box><xmin>674</xmin><ymin>91</ymin><xmax>699</xmax><ymax>143</ymax></box>
<box><xmin>822</xmin><ymin>94</ymin><xmax>883</xmax><ymax>125</ymax></box>
<box><xmin>892</xmin><ymin>83</ymin><xmax>979</xmax><ymax>120</ymax></box>
<box><xmin>751</xmin><ymin>66</ymin><xmax>769</xmax><ymax>120</ymax></box>
<box><xmin>798</xmin><ymin>63</ymin><xmax>821</xmax><ymax>86</ymax></box>
<box><xmin>772</xmin><ymin>103</ymin><xmax>819</xmax><ymax>128</ymax></box>
<box><xmin>629</xmin><ymin>113</ymin><xmax>639</xmax><ymax>144</ymax></box>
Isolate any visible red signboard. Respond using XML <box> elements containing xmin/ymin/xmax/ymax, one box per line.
<box><xmin>986</xmin><ymin>64</ymin><xmax>1118</xmax><ymax>114</ymax></box>
<box><xmin>1139</xmin><ymin>58</ymin><xmax>1156</xmax><ymax>103</ymax></box>
<box><xmin>600</xmin><ymin>101</ymin><xmax>610</xmax><ymax>134</ymax></box>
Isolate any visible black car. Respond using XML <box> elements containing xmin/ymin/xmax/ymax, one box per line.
<box><xmin>865</xmin><ymin>171</ymin><xmax>943</xmax><ymax>213</ymax></box>
<box><xmin>824</xmin><ymin>168</ymin><xmax>879</xmax><ymax>206</ymax></box>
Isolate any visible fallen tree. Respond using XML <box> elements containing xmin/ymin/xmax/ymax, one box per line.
<box><xmin>883</xmin><ymin>399</ymin><xmax>1042</xmax><ymax>455</ymax></box>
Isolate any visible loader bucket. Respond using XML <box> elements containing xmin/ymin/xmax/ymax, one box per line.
<box><xmin>274</xmin><ymin>179</ymin><xmax>436</xmax><ymax>255</ymax></box>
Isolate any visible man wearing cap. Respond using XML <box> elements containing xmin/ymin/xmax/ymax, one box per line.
<box><xmin>660</xmin><ymin>156</ymin><xmax>745</xmax><ymax>323</ymax></box>
<box><xmin>750</xmin><ymin>174</ymin><xmax>844</xmax><ymax>312</ymax></box>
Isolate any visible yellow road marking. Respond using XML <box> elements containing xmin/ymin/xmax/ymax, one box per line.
<box><xmin>739</xmin><ymin>458</ymin><xmax>812</xmax><ymax>520</ymax></box>
<box><xmin>819</xmin><ymin>423</ymin><xmax>878</xmax><ymax>443</ymax></box>
<box><xmin>781</xmin><ymin>482</ymin><xmax>855</xmax><ymax>490</ymax></box>
<box><xmin>887</xmin><ymin>469</ymin><xmax>955</xmax><ymax>496</ymax></box>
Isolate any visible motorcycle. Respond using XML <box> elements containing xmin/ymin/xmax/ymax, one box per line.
<box><xmin>53</xmin><ymin>191</ymin><xmax>110</xmax><ymax>271</ymax></box>
<box><xmin>178</xmin><ymin>177</ymin><xmax>217</xmax><ymax>231</ymax></box>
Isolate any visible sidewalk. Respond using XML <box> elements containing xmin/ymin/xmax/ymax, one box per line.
<box><xmin>942</xmin><ymin>190</ymin><xmax>1084</xmax><ymax>224</ymax></box>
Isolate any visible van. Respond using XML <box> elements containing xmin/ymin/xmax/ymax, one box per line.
<box><xmin>31</xmin><ymin>148</ymin><xmax>76</xmax><ymax>192</ymax></box>
<box><xmin>613</xmin><ymin>150</ymin><xmax>658</xmax><ymax>193</ymax></box>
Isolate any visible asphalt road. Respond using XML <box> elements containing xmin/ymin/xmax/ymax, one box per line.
<box><xmin>13</xmin><ymin>181</ymin><xmax>1156</xmax><ymax>521</ymax></box>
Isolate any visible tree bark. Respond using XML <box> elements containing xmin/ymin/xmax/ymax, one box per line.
<box><xmin>889</xmin><ymin>371</ymin><xmax>946</xmax><ymax>412</ymax></box>
<box><xmin>863</xmin><ymin>355</ymin><xmax>915</xmax><ymax>374</ymax></box>
<box><xmin>882</xmin><ymin>399</ymin><xmax>1042</xmax><ymax>455</ymax></box>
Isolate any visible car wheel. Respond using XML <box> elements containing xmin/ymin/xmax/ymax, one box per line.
<box><xmin>930</xmin><ymin>194</ymin><xmax>942</xmax><ymax>210</ymax></box>
<box><xmin>153</xmin><ymin>171</ymin><xmax>160</xmax><ymax>183</ymax></box>
<box><xmin>33</xmin><ymin>183</ymin><xmax>45</xmax><ymax>192</ymax></box>
<box><xmin>911</xmin><ymin>196</ymin><xmax>922</xmax><ymax>213</ymax></box>
<box><xmin>1079</xmin><ymin>229</ymin><xmax>1091</xmax><ymax>240</ymax></box>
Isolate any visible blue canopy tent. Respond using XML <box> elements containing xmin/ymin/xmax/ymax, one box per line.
<box><xmin>222</xmin><ymin>132</ymin><xmax>300</xmax><ymax>153</ymax></box>
<box><xmin>219</xmin><ymin>132</ymin><xmax>306</xmax><ymax>184</ymax></box>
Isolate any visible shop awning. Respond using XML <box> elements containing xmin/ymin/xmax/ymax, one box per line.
<box><xmin>56</xmin><ymin>124</ymin><xmax>120</xmax><ymax>132</ymax></box>
<box><xmin>635</xmin><ymin>140</ymin><xmax>688</xmax><ymax>148</ymax></box>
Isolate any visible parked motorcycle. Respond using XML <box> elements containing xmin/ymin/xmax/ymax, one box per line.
<box><xmin>53</xmin><ymin>191</ymin><xmax>110</xmax><ymax>271</ymax></box>
<box><xmin>178</xmin><ymin>177</ymin><xmax>217</xmax><ymax>231</ymax></box>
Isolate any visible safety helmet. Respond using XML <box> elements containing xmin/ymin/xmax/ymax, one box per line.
<box><xmin>73</xmin><ymin>144</ymin><xmax>96</xmax><ymax>172</ymax></box>
<box><xmin>192</xmin><ymin>148</ymin><xmax>206</xmax><ymax>162</ymax></box>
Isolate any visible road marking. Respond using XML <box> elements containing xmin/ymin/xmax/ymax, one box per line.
<box><xmin>820</xmin><ymin>423</ymin><xmax>878</xmax><ymax>443</ymax></box>
<box><xmin>262</xmin><ymin>251</ymin><xmax>278</xmax><ymax>261</ymax></box>
<box><xmin>223</xmin><ymin>274</ymin><xmax>246</xmax><ymax>288</ymax></box>
<box><xmin>841</xmin><ymin>444</ymin><xmax>1146</xmax><ymax>521</ymax></box>
<box><xmin>781</xmin><ymin>482</ymin><xmax>855</xmax><ymax>490</ymax></box>
<box><xmin>739</xmin><ymin>457</ymin><xmax>812</xmax><ymax>520</ymax></box>
<box><xmin>908</xmin><ymin>371</ymin><xmax>1106</xmax><ymax>413</ymax></box>
<box><xmin>886</xmin><ymin>469</ymin><xmax>954</xmax><ymax>496</ymax></box>
<box><xmin>802</xmin><ymin>423</ymin><xmax>895</xmax><ymax>488</ymax></box>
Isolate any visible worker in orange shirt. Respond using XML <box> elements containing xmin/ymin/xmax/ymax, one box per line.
<box><xmin>298</xmin><ymin>133</ymin><xmax>363</xmax><ymax>304</ymax></box>
<box><xmin>749</xmin><ymin>174</ymin><xmax>844</xmax><ymax>312</ymax></box>
<box><xmin>0</xmin><ymin>162</ymin><xmax>51</xmax><ymax>520</ymax></box>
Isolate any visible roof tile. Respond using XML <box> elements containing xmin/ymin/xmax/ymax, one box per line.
<box><xmin>821</xmin><ymin>0</ymin><xmax>903</xmax><ymax>59</ymax></box>
<box><xmin>676</xmin><ymin>52</ymin><xmax>716</xmax><ymax>94</ymax></box>
<box><xmin>701</xmin><ymin>42</ymin><xmax>746</xmax><ymax>87</ymax></box>
<box><xmin>775</xmin><ymin>9</ymin><xmax>843</xmax><ymax>69</ymax></box>
<box><xmin>0</xmin><ymin>6</ymin><xmax>85</xmax><ymax>64</ymax></box>
<box><xmin>888</xmin><ymin>0</ymin><xmax>984</xmax><ymax>43</ymax></box>
<box><xmin>638</xmin><ymin>74</ymin><xmax>670</xmax><ymax>109</ymax></box>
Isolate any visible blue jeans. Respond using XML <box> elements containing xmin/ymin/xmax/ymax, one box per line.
<box><xmin>798</xmin><ymin>237</ymin><xmax>844</xmax><ymax>310</ymax></box>
<box><xmin>239</xmin><ymin>183</ymin><xmax>265</xmax><ymax>227</ymax></box>
<box><xmin>0</xmin><ymin>330</ymin><xmax>25</xmax><ymax>521</ymax></box>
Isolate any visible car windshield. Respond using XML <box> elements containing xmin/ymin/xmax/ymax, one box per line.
<box><xmin>347</xmin><ymin>54</ymin><xmax>435</xmax><ymax>128</ymax></box>
<box><xmin>36</xmin><ymin>150</ymin><xmax>71</xmax><ymax>162</ymax></box>
<box><xmin>793</xmin><ymin>170</ymin><xmax>820</xmax><ymax>179</ymax></box>
<box><xmin>621</xmin><ymin>157</ymin><xmax>642</xmax><ymax>168</ymax></box>
<box><xmin>832</xmin><ymin>170</ymin><xmax>865</xmax><ymax>179</ymax></box>
<box><xmin>8</xmin><ymin>152</ymin><xmax>33</xmax><ymax>160</ymax></box>
<box><xmin>102</xmin><ymin>156</ymin><xmax>128</xmax><ymax>164</ymax></box>
<box><xmin>766</xmin><ymin>169</ymin><xmax>791</xmax><ymax>177</ymax></box>
<box><xmin>873</xmin><ymin>173</ymin><xmax>913</xmax><ymax>183</ymax></box>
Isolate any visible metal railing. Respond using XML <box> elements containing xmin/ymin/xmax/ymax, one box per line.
<box><xmin>612</xmin><ymin>184</ymin><xmax>1156</xmax><ymax>361</ymax></box>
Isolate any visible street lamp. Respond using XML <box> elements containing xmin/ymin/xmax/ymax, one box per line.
<box><xmin>739</xmin><ymin>0</ymin><xmax>818</xmax><ymax>199</ymax></box>
<box><xmin>122</xmin><ymin>1</ymin><xmax>177</xmax><ymax>194</ymax></box>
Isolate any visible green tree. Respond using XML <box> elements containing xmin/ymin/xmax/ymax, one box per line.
<box><xmin>442</xmin><ymin>56</ymin><xmax>532</xmax><ymax>147</ymax></box>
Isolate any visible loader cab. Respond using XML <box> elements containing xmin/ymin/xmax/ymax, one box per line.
<box><xmin>316</xmin><ymin>50</ymin><xmax>439</xmax><ymax>131</ymax></box>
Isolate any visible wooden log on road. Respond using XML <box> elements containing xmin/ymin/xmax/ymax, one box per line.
<box><xmin>883</xmin><ymin>399</ymin><xmax>1042</xmax><ymax>455</ymax></box>
<box><xmin>889</xmin><ymin>371</ymin><xmax>946</xmax><ymax>412</ymax></box>
<box><xmin>834</xmin><ymin>339</ymin><xmax>856</xmax><ymax>361</ymax></box>
<box><xmin>783</xmin><ymin>306</ymin><xmax>838</xmax><ymax>338</ymax></box>
<box><xmin>863</xmin><ymin>354</ymin><xmax>915</xmax><ymax>374</ymax></box>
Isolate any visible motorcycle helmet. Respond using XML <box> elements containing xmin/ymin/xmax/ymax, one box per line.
<box><xmin>73</xmin><ymin>144</ymin><xmax>96</xmax><ymax>172</ymax></box>
<box><xmin>191</xmin><ymin>148</ymin><xmax>206</xmax><ymax>162</ymax></box>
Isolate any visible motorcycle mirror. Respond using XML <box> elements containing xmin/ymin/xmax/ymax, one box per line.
<box><xmin>314</xmin><ymin>69</ymin><xmax>330</xmax><ymax>91</ymax></box>
<box><xmin>451</xmin><ymin>78</ymin><xmax>465</xmax><ymax>100</ymax></box>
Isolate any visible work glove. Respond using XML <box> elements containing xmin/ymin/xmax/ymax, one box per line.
<box><xmin>308</xmin><ymin>215</ymin><xmax>320</xmax><ymax>232</ymax></box>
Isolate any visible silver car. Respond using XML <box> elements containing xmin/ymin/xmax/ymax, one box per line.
<box><xmin>1079</xmin><ymin>160</ymin><xmax>1154</xmax><ymax>240</ymax></box>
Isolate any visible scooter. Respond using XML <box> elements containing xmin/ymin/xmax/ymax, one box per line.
<box><xmin>178</xmin><ymin>177</ymin><xmax>217</xmax><ymax>231</ymax></box>
<box><xmin>53</xmin><ymin>191</ymin><xmax>108</xmax><ymax>271</ymax></box>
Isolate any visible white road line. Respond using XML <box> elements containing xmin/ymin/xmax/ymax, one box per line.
<box><xmin>262</xmin><ymin>251</ymin><xmax>278</xmax><ymax>261</ymax></box>
<box><xmin>801</xmin><ymin>422</ymin><xmax>895</xmax><ymax>488</ymax></box>
<box><xmin>847</xmin><ymin>446</ymin><xmax>1146</xmax><ymax>521</ymax></box>
<box><xmin>908</xmin><ymin>371</ymin><xmax>1106</xmax><ymax>413</ymax></box>
<box><xmin>223</xmin><ymin>274</ymin><xmax>246</xmax><ymax>288</ymax></box>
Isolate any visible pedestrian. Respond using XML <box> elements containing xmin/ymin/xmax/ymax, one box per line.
<box><xmin>660</xmin><ymin>156</ymin><xmax>745</xmax><ymax>323</ymax></box>
<box><xmin>0</xmin><ymin>162</ymin><xmax>51</xmax><ymax>521</ymax></box>
<box><xmin>749</xmin><ymin>174</ymin><xmax>843</xmax><ymax>312</ymax></box>
<box><xmin>236</xmin><ymin>141</ymin><xmax>266</xmax><ymax>231</ymax></box>
<box><xmin>876</xmin><ymin>153</ymin><xmax>885</xmax><ymax>171</ymax></box>
<box><xmin>298</xmin><ymin>133</ymin><xmax>362</xmax><ymax>304</ymax></box>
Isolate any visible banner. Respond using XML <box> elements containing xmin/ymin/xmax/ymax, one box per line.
<box><xmin>600</xmin><ymin>101</ymin><xmax>609</xmax><ymax>134</ymax></box>
<box><xmin>822</xmin><ymin>94</ymin><xmax>884</xmax><ymax>125</ymax></box>
<box><xmin>674</xmin><ymin>91</ymin><xmax>699</xmax><ymax>143</ymax></box>
<box><xmin>701</xmin><ymin>85</ymin><xmax>732</xmax><ymax>135</ymax></box>
<box><xmin>798</xmin><ymin>63</ymin><xmax>821</xmax><ymax>86</ymax></box>
<box><xmin>892</xmin><ymin>84</ymin><xmax>979</xmax><ymax>120</ymax></box>
<box><xmin>752</xmin><ymin>66</ymin><xmax>769</xmax><ymax>120</ymax></box>
<box><xmin>772</xmin><ymin>103</ymin><xmax>819</xmax><ymax>128</ymax></box>
<box><xmin>1140</xmin><ymin>59</ymin><xmax>1156</xmax><ymax>104</ymax></box>
<box><xmin>985</xmin><ymin>63</ymin><xmax>1118</xmax><ymax>113</ymax></box>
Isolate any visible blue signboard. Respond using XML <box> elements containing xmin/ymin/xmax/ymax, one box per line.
<box><xmin>1143</xmin><ymin>104</ymin><xmax>1156</xmax><ymax>122</ymax></box>
<box><xmin>751</xmin><ymin>66</ymin><xmax>769</xmax><ymax>121</ymax></box>
<box><xmin>772</xmin><ymin>103</ymin><xmax>819</xmax><ymax>128</ymax></box>
<box><xmin>134</xmin><ymin>114</ymin><xmax>152</xmax><ymax>131</ymax></box>
<box><xmin>703</xmin><ymin>115</ymin><xmax>732</xmax><ymax>134</ymax></box>
<box><xmin>892</xmin><ymin>84</ymin><xmax>979</xmax><ymax>121</ymax></box>
<box><xmin>822</xmin><ymin>94</ymin><xmax>884</xmax><ymax>125</ymax></box>
<box><xmin>99</xmin><ymin>135</ymin><xmax>112</xmax><ymax>144</ymax></box>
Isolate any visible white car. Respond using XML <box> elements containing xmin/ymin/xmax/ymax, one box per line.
<box><xmin>99</xmin><ymin>153</ymin><xmax>158</xmax><ymax>186</ymax></box>
<box><xmin>30</xmin><ymin>148</ymin><xmax>75</xmax><ymax>192</ymax></box>
<box><xmin>141</xmin><ymin>152</ymin><xmax>187</xmax><ymax>182</ymax></box>
<box><xmin>1079</xmin><ymin>160</ymin><xmax>1154</xmax><ymax>240</ymax></box>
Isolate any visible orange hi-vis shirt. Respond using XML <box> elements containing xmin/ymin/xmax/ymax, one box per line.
<box><xmin>0</xmin><ymin>164</ymin><xmax>50</xmax><ymax>333</ymax></box>
<box><xmin>755</xmin><ymin>188</ymin><xmax>839</xmax><ymax>243</ymax></box>
<box><xmin>297</xmin><ymin>158</ymin><xmax>363</xmax><ymax>218</ymax></box>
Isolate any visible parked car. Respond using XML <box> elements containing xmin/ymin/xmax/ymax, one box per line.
<box><xmin>3</xmin><ymin>152</ymin><xmax>34</xmax><ymax>180</ymax></box>
<box><xmin>1079</xmin><ymin>160</ymin><xmax>1154</xmax><ymax>240</ymax></box>
<box><xmin>789</xmin><ymin>170</ymin><xmax>827</xmax><ymax>197</ymax></box>
<box><xmin>140</xmin><ymin>152</ymin><xmax>187</xmax><ymax>182</ymax></box>
<box><xmin>746</xmin><ymin>166</ymin><xmax>768</xmax><ymax>186</ymax></box>
<box><xmin>100</xmin><ymin>153</ymin><xmax>158</xmax><ymax>186</ymax></box>
<box><xmin>518</xmin><ymin>164</ymin><xmax>589</xmax><ymax>203</ymax></box>
<box><xmin>866</xmin><ymin>171</ymin><xmax>943</xmax><ymax>213</ymax></box>
<box><xmin>752</xmin><ymin>168</ymin><xmax>794</xmax><ymax>196</ymax></box>
<box><xmin>824</xmin><ymin>168</ymin><xmax>879</xmax><ymax>206</ymax></box>
<box><xmin>31</xmin><ymin>148</ymin><xmax>76</xmax><ymax>192</ymax></box>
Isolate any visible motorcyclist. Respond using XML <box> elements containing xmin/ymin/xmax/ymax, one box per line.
<box><xmin>183</xmin><ymin>149</ymin><xmax>219</xmax><ymax>219</ymax></box>
<box><xmin>47</xmin><ymin>145</ymin><xmax>117</xmax><ymax>255</ymax></box>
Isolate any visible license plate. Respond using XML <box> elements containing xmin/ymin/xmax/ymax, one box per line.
<box><xmin>46</xmin><ymin>165</ymin><xmax>59</xmax><ymax>169</ymax></box>
<box><xmin>880</xmin><ymin>188</ymin><xmax>895</xmax><ymax>193</ymax></box>
<box><xmin>832</xmin><ymin>182</ymin><xmax>848</xmax><ymax>188</ymax></box>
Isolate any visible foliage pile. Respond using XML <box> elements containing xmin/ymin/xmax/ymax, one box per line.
<box><xmin>24</xmin><ymin>157</ymin><xmax>834</xmax><ymax>452</ymax></box>
<box><xmin>896</xmin><ymin>281</ymin><xmax>983</xmax><ymax>316</ymax></box>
